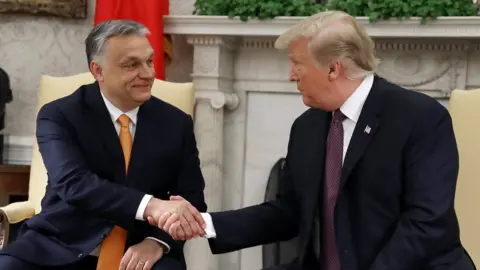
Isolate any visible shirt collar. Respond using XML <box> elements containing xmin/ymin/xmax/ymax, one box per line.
<box><xmin>100</xmin><ymin>90</ymin><xmax>139</xmax><ymax>125</ymax></box>
<box><xmin>339</xmin><ymin>74</ymin><xmax>374</xmax><ymax>123</ymax></box>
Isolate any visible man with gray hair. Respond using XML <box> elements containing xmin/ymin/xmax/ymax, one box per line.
<box><xmin>0</xmin><ymin>20</ymin><xmax>207</xmax><ymax>270</ymax></box>
<box><xmin>158</xmin><ymin>11</ymin><xmax>476</xmax><ymax>270</ymax></box>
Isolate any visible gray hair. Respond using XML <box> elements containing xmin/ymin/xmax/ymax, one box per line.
<box><xmin>85</xmin><ymin>19</ymin><xmax>150</xmax><ymax>67</ymax></box>
<box><xmin>275</xmin><ymin>11</ymin><xmax>378</xmax><ymax>80</ymax></box>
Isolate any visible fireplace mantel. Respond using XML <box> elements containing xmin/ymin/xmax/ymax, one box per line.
<box><xmin>164</xmin><ymin>15</ymin><xmax>480</xmax><ymax>38</ymax></box>
<box><xmin>160</xmin><ymin>15</ymin><xmax>480</xmax><ymax>270</ymax></box>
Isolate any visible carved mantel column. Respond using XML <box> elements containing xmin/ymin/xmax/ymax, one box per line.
<box><xmin>183</xmin><ymin>35</ymin><xmax>239</xmax><ymax>270</ymax></box>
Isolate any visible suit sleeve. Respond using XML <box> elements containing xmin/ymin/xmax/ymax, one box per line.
<box><xmin>207</xmin><ymin>121</ymin><xmax>301</xmax><ymax>254</ymax></box>
<box><xmin>36</xmin><ymin>103</ymin><xmax>145</xmax><ymax>230</ymax></box>
<box><xmin>147</xmin><ymin>115</ymin><xmax>207</xmax><ymax>254</ymax></box>
<box><xmin>369</xmin><ymin>103</ymin><xmax>460</xmax><ymax>270</ymax></box>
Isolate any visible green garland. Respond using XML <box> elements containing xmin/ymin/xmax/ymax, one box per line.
<box><xmin>193</xmin><ymin>0</ymin><xmax>478</xmax><ymax>22</ymax></box>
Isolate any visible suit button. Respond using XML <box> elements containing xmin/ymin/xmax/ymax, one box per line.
<box><xmin>343</xmin><ymin>249</ymin><xmax>348</xmax><ymax>254</ymax></box>
<box><xmin>101</xmin><ymin>234</ymin><xmax>106</xmax><ymax>239</ymax></box>
<box><xmin>78</xmin><ymin>253</ymin><xmax>84</xmax><ymax>258</ymax></box>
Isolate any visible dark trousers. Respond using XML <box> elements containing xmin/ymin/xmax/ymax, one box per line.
<box><xmin>0</xmin><ymin>254</ymin><xmax>185</xmax><ymax>270</ymax></box>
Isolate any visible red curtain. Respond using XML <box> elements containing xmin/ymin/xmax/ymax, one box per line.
<box><xmin>93</xmin><ymin>0</ymin><xmax>172</xmax><ymax>80</ymax></box>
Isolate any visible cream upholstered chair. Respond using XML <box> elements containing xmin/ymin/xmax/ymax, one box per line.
<box><xmin>448</xmin><ymin>89</ymin><xmax>480</xmax><ymax>265</ymax></box>
<box><xmin>0</xmin><ymin>72</ymin><xmax>195</xmax><ymax>248</ymax></box>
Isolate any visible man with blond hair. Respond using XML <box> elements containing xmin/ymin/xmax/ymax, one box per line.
<box><xmin>156</xmin><ymin>11</ymin><xmax>476</xmax><ymax>270</ymax></box>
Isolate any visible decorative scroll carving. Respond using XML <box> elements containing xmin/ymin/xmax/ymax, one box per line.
<box><xmin>374</xmin><ymin>40</ymin><xmax>470</xmax><ymax>96</ymax></box>
<box><xmin>196</xmin><ymin>91</ymin><xmax>239</xmax><ymax>110</ymax></box>
<box><xmin>376</xmin><ymin>54</ymin><xmax>452</xmax><ymax>87</ymax></box>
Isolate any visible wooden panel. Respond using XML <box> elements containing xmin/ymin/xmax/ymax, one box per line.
<box><xmin>0</xmin><ymin>165</ymin><xmax>30</xmax><ymax>196</ymax></box>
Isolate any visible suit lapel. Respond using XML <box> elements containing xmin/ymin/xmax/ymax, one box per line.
<box><xmin>85</xmin><ymin>82</ymin><xmax>125</xmax><ymax>179</ymax></box>
<box><xmin>303</xmin><ymin>110</ymin><xmax>331</xmax><ymax>234</ymax></box>
<box><xmin>339</xmin><ymin>77</ymin><xmax>384</xmax><ymax>190</ymax></box>
<box><xmin>128</xmin><ymin>99</ymin><xmax>155</xmax><ymax>180</ymax></box>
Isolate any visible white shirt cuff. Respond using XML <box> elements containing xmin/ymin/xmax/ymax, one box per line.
<box><xmin>136</xmin><ymin>194</ymin><xmax>153</xmax><ymax>221</ymax></box>
<box><xmin>201</xmin><ymin>213</ymin><xmax>217</xmax><ymax>238</ymax></box>
<box><xmin>146</xmin><ymin>237</ymin><xmax>171</xmax><ymax>253</ymax></box>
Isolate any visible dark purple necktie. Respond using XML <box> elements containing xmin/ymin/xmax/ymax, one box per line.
<box><xmin>322</xmin><ymin>109</ymin><xmax>345</xmax><ymax>270</ymax></box>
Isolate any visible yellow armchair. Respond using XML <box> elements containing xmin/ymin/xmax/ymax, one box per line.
<box><xmin>0</xmin><ymin>72</ymin><xmax>195</xmax><ymax>248</ymax></box>
<box><xmin>448</xmin><ymin>89</ymin><xmax>480</xmax><ymax>265</ymax></box>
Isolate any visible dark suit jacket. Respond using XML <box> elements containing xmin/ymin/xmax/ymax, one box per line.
<box><xmin>208</xmin><ymin>76</ymin><xmax>475</xmax><ymax>270</ymax></box>
<box><xmin>1</xmin><ymin>82</ymin><xmax>207</xmax><ymax>266</ymax></box>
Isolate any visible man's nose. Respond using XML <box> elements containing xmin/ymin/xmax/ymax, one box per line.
<box><xmin>289</xmin><ymin>71</ymin><xmax>298</xmax><ymax>82</ymax></box>
<box><xmin>139</xmin><ymin>63</ymin><xmax>155</xmax><ymax>78</ymax></box>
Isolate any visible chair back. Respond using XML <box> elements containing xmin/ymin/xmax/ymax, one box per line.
<box><xmin>448</xmin><ymin>89</ymin><xmax>480</xmax><ymax>265</ymax></box>
<box><xmin>29</xmin><ymin>72</ymin><xmax>195</xmax><ymax>214</ymax></box>
<box><xmin>262</xmin><ymin>158</ymin><xmax>299</xmax><ymax>269</ymax></box>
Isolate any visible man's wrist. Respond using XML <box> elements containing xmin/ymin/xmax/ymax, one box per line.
<box><xmin>201</xmin><ymin>213</ymin><xmax>217</xmax><ymax>238</ymax></box>
<box><xmin>145</xmin><ymin>237</ymin><xmax>170</xmax><ymax>253</ymax></box>
<box><xmin>136</xmin><ymin>194</ymin><xmax>153</xmax><ymax>221</ymax></box>
<box><xmin>143</xmin><ymin>197</ymin><xmax>162</xmax><ymax>220</ymax></box>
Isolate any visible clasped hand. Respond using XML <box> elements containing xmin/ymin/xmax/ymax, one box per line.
<box><xmin>145</xmin><ymin>196</ymin><xmax>206</xmax><ymax>240</ymax></box>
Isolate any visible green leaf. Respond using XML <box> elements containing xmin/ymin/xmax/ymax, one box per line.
<box><xmin>369</xmin><ymin>11</ymin><xmax>379</xmax><ymax>21</ymax></box>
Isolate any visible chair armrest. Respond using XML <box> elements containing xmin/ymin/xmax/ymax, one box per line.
<box><xmin>0</xmin><ymin>201</ymin><xmax>35</xmax><ymax>223</ymax></box>
<box><xmin>0</xmin><ymin>201</ymin><xmax>35</xmax><ymax>249</ymax></box>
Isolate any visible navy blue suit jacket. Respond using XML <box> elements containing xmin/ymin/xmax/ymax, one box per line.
<box><xmin>1</xmin><ymin>82</ymin><xmax>207</xmax><ymax>266</ymax></box>
<box><xmin>208</xmin><ymin>76</ymin><xmax>475</xmax><ymax>270</ymax></box>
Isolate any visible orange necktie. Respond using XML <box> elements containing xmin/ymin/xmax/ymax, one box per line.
<box><xmin>97</xmin><ymin>114</ymin><xmax>132</xmax><ymax>270</ymax></box>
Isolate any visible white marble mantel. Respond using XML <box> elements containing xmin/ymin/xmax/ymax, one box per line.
<box><xmin>5</xmin><ymin>15</ymin><xmax>480</xmax><ymax>270</ymax></box>
<box><xmin>160</xmin><ymin>15</ymin><xmax>480</xmax><ymax>270</ymax></box>
<box><xmin>164</xmin><ymin>15</ymin><xmax>480</xmax><ymax>38</ymax></box>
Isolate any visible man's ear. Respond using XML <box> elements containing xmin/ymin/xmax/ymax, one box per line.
<box><xmin>90</xmin><ymin>61</ymin><xmax>104</xmax><ymax>82</ymax></box>
<box><xmin>328</xmin><ymin>61</ymin><xmax>340</xmax><ymax>81</ymax></box>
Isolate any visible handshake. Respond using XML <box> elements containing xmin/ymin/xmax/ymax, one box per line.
<box><xmin>143</xmin><ymin>195</ymin><xmax>206</xmax><ymax>240</ymax></box>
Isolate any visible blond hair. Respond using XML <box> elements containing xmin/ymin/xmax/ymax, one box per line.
<box><xmin>275</xmin><ymin>11</ymin><xmax>378</xmax><ymax>80</ymax></box>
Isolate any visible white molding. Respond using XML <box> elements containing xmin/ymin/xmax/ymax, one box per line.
<box><xmin>233</xmin><ymin>80</ymin><xmax>451</xmax><ymax>98</ymax></box>
<box><xmin>3</xmin><ymin>135</ymin><xmax>33</xmax><ymax>165</ymax></box>
<box><xmin>164</xmin><ymin>15</ymin><xmax>480</xmax><ymax>38</ymax></box>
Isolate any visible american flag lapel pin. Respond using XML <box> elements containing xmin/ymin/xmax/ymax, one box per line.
<box><xmin>364</xmin><ymin>125</ymin><xmax>371</xmax><ymax>134</ymax></box>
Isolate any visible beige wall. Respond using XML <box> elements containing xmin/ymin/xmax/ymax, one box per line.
<box><xmin>0</xmin><ymin>0</ymin><xmax>194</xmax><ymax>137</ymax></box>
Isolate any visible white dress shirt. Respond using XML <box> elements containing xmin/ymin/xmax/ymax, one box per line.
<box><xmin>200</xmin><ymin>74</ymin><xmax>375</xmax><ymax>239</ymax></box>
<box><xmin>89</xmin><ymin>91</ymin><xmax>170</xmax><ymax>255</ymax></box>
